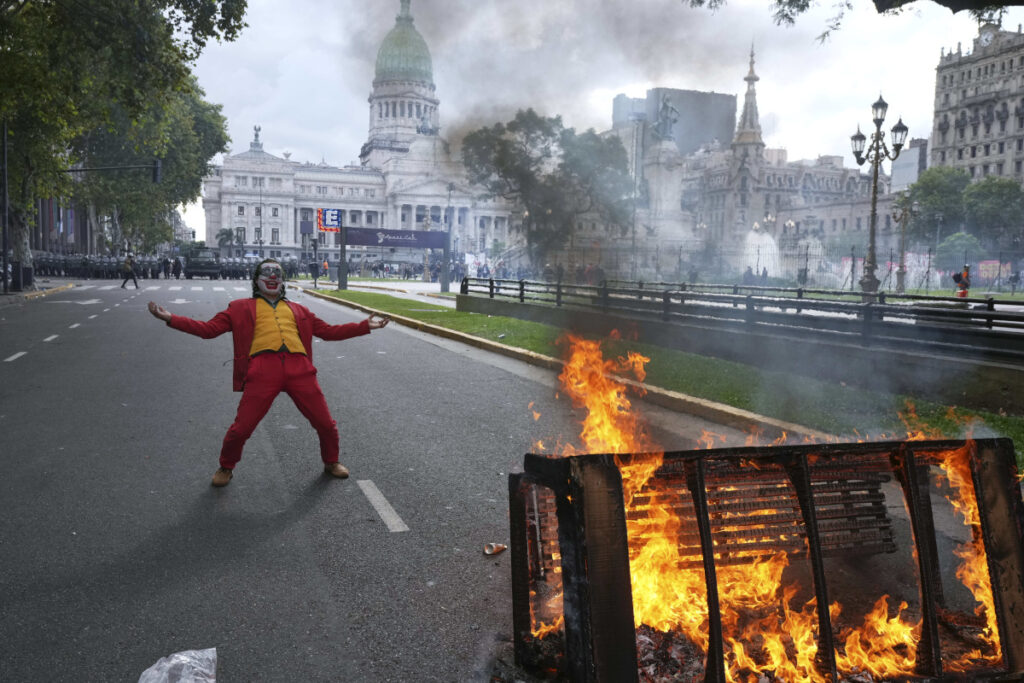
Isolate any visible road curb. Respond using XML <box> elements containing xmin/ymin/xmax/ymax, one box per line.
<box><xmin>296</xmin><ymin>284</ymin><xmax>832</xmax><ymax>442</ymax></box>
<box><xmin>1</xmin><ymin>282</ymin><xmax>75</xmax><ymax>306</ymax></box>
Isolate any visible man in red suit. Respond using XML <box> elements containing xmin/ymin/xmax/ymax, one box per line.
<box><xmin>148</xmin><ymin>258</ymin><xmax>389</xmax><ymax>487</ymax></box>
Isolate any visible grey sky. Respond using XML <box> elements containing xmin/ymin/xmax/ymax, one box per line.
<box><xmin>184</xmin><ymin>0</ymin><xmax>1024</xmax><ymax>226</ymax></box>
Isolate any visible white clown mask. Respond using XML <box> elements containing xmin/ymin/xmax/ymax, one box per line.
<box><xmin>255</xmin><ymin>262</ymin><xmax>285</xmax><ymax>299</ymax></box>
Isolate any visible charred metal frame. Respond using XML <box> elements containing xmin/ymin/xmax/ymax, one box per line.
<box><xmin>508</xmin><ymin>439</ymin><xmax>1024</xmax><ymax>682</ymax></box>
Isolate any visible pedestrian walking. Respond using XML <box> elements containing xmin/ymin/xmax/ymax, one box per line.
<box><xmin>172</xmin><ymin>257</ymin><xmax>182</xmax><ymax>279</ymax></box>
<box><xmin>146</xmin><ymin>258</ymin><xmax>390</xmax><ymax>487</ymax></box>
<box><xmin>121</xmin><ymin>254</ymin><xmax>139</xmax><ymax>289</ymax></box>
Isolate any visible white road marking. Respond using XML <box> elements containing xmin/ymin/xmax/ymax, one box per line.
<box><xmin>4</xmin><ymin>352</ymin><xmax>26</xmax><ymax>362</ymax></box>
<box><xmin>168</xmin><ymin>298</ymin><xmax>190</xmax><ymax>304</ymax></box>
<box><xmin>233</xmin><ymin>287</ymin><xmax>247</xmax><ymax>292</ymax></box>
<box><xmin>75</xmin><ymin>285</ymin><xmax>95</xmax><ymax>290</ymax></box>
<box><xmin>68</xmin><ymin>323</ymin><xmax>80</xmax><ymax>329</ymax></box>
<box><xmin>43</xmin><ymin>335</ymin><xmax>58</xmax><ymax>342</ymax></box>
<box><xmin>145</xmin><ymin>286</ymin><xmax>159</xmax><ymax>291</ymax></box>
<box><xmin>88</xmin><ymin>315</ymin><xmax>98</xmax><ymax>319</ymax></box>
<box><xmin>169</xmin><ymin>286</ymin><xmax>182</xmax><ymax>291</ymax></box>
<box><xmin>213</xmin><ymin>286</ymin><xmax>225</xmax><ymax>291</ymax></box>
<box><xmin>357</xmin><ymin>480</ymin><xmax>410</xmax><ymax>533</ymax></box>
<box><xmin>191</xmin><ymin>286</ymin><xmax>202</xmax><ymax>291</ymax></box>
<box><xmin>103</xmin><ymin>308</ymin><xmax>110</xmax><ymax>312</ymax></box>
<box><xmin>99</xmin><ymin>285</ymin><xmax>116</xmax><ymax>290</ymax></box>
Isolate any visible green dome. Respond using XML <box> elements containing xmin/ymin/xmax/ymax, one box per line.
<box><xmin>374</xmin><ymin>0</ymin><xmax>433</xmax><ymax>84</ymax></box>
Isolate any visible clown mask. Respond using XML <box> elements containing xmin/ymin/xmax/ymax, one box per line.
<box><xmin>256</xmin><ymin>262</ymin><xmax>285</xmax><ymax>299</ymax></box>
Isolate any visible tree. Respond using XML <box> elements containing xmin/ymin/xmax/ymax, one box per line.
<box><xmin>937</xmin><ymin>231</ymin><xmax>986</xmax><ymax>276</ymax></box>
<box><xmin>216</xmin><ymin>228</ymin><xmax>236</xmax><ymax>249</ymax></box>
<box><xmin>462</xmin><ymin>109</ymin><xmax>632</xmax><ymax>267</ymax></box>
<box><xmin>685</xmin><ymin>2</ymin><xmax>1008</xmax><ymax>40</ymax></box>
<box><xmin>906</xmin><ymin>166</ymin><xmax>971</xmax><ymax>249</ymax></box>
<box><xmin>1</xmin><ymin>0</ymin><xmax>247</xmax><ymax>265</ymax></box>
<box><xmin>70</xmin><ymin>78</ymin><xmax>229</xmax><ymax>254</ymax></box>
<box><xmin>962</xmin><ymin>175</ymin><xmax>1024</xmax><ymax>250</ymax></box>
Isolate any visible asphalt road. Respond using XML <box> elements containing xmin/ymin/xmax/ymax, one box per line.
<box><xmin>0</xmin><ymin>279</ymin><xmax>748</xmax><ymax>682</ymax></box>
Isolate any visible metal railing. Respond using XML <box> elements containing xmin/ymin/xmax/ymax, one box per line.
<box><xmin>459</xmin><ymin>276</ymin><xmax>1024</xmax><ymax>364</ymax></box>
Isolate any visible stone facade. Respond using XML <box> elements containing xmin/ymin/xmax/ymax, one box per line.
<box><xmin>931</xmin><ymin>22</ymin><xmax>1024</xmax><ymax>182</ymax></box>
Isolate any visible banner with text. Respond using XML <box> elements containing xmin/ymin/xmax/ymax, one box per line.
<box><xmin>317</xmin><ymin>209</ymin><xmax>446</xmax><ymax>249</ymax></box>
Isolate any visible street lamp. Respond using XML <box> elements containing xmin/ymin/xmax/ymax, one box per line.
<box><xmin>256</xmin><ymin>181</ymin><xmax>266</xmax><ymax>257</ymax></box>
<box><xmin>892</xmin><ymin>193</ymin><xmax>917</xmax><ymax>294</ymax></box>
<box><xmin>851</xmin><ymin>94</ymin><xmax>908</xmax><ymax>294</ymax></box>
<box><xmin>442</xmin><ymin>182</ymin><xmax>454</xmax><ymax>293</ymax></box>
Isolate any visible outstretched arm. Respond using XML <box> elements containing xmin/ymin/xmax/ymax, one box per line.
<box><xmin>148</xmin><ymin>301</ymin><xmax>171</xmax><ymax>322</ymax></box>
<box><xmin>148</xmin><ymin>300</ymin><xmax>232</xmax><ymax>338</ymax></box>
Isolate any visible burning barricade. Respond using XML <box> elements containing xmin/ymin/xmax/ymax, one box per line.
<box><xmin>508</xmin><ymin>334</ymin><xmax>1024</xmax><ymax>682</ymax></box>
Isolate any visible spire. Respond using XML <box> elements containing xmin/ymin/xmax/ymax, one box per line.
<box><xmin>399</xmin><ymin>0</ymin><xmax>412</xmax><ymax>23</ymax></box>
<box><xmin>732</xmin><ymin>46</ymin><xmax>764</xmax><ymax>149</ymax></box>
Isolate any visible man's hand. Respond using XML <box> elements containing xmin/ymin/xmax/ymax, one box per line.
<box><xmin>148</xmin><ymin>301</ymin><xmax>171</xmax><ymax>322</ymax></box>
<box><xmin>367</xmin><ymin>314</ymin><xmax>390</xmax><ymax>330</ymax></box>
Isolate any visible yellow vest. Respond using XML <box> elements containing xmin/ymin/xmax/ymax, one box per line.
<box><xmin>249</xmin><ymin>298</ymin><xmax>307</xmax><ymax>356</ymax></box>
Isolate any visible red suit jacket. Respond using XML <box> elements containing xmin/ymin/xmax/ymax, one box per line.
<box><xmin>167</xmin><ymin>297</ymin><xmax>370</xmax><ymax>391</ymax></box>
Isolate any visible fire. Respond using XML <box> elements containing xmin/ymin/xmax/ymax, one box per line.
<box><xmin>529</xmin><ymin>336</ymin><xmax>1005</xmax><ymax>680</ymax></box>
<box><xmin>935</xmin><ymin>441</ymin><xmax>1003</xmax><ymax>669</ymax></box>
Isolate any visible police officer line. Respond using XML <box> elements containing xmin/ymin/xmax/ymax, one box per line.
<box><xmin>74</xmin><ymin>284</ymin><xmax>252</xmax><ymax>292</ymax></box>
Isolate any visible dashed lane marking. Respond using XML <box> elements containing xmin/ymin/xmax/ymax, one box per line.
<box><xmin>191</xmin><ymin>287</ymin><xmax>202</xmax><ymax>291</ymax></box>
<box><xmin>43</xmin><ymin>335</ymin><xmax>58</xmax><ymax>342</ymax></box>
<box><xmin>68</xmin><ymin>323</ymin><xmax>80</xmax><ymax>329</ymax></box>
<box><xmin>213</xmin><ymin>286</ymin><xmax>225</xmax><ymax>291</ymax></box>
<box><xmin>356</xmin><ymin>480</ymin><xmax>410</xmax><ymax>533</ymax></box>
<box><xmin>169</xmin><ymin>286</ymin><xmax>182</xmax><ymax>291</ymax></box>
<box><xmin>99</xmin><ymin>285</ymin><xmax>116</xmax><ymax>290</ymax></box>
<box><xmin>88</xmin><ymin>315</ymin><xmax>98</xmax><ymax>319</ymax></box>
<box><xmin>4</xmin><ymin>352</ymin><xmax>27</xmax><ymax>362</ymax></box>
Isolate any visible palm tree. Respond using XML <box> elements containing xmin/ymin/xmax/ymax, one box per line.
<box><xmin>215</xmin><ymin>228</ymin><xmax>235</xmax><ymax>249</ymax></box>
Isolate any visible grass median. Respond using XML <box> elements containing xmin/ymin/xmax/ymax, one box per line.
<box><xmin>320</xmin><ymin>288</ymin><xmax>1024</xmax><ymax>465</ymax></box>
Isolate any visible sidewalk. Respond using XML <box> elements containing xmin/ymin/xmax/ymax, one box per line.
<box><xmin>0</xmin><ymin>279</ymin><xmax>75</xmax><ymax>306</ymax></box>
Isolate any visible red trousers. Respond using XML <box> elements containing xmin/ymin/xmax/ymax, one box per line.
<box><xmin>220</xmin><ymin>351</ymin><xmax>339</xmax><ymax>469</ymax></box>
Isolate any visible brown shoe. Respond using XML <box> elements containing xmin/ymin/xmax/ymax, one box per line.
<box><xmin>324</xmin><ymin>462</ymin><xmax>349</xmax><ymax>479</ymax></box>
<box><xmin>211</xmin><ymin>467</ymin><xmax>233</xmax><ymax>487</ymax></box>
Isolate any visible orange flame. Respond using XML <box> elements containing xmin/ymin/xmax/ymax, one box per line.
<box><xmin>528</xmin><ymin>337</ymin><xmax>1003</xmax><ymax>681</ymax></box>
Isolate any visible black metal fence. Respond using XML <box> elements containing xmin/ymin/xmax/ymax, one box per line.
<box><xmin>459</xmin><ymin>277</ymin><xmax>1024</xmax><ymax>364</ymax></box>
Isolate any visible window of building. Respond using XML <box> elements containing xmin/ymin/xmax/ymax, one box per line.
<box><xmin>984</xmin><ymin>144</ymin><xmax>990</xmax><ymax>155</ymax></box>
<box><xmin>957</xmin><ymin>148</ymin><xmax>964</xmax><ymax>159</ymax></box>
<box><xmin>983</xmin><ymin>164</ymin><xmax>990</xmax><ymax>175</ymax></box>
<box><xmin>1018</xmin><ymin>139</ymin><xmax>1024</xmax><ymax>152</ymax></box>
<box><xmin>1016</xmin><ymin>160</ymin><xmax>1022</xmax><ymax>173</ymax></box>
<box><xmin>999</xmin><ymin>141</ymin><xmax>1005</xmax><ymax>153</ymax></box>
<box><xmin>237</xmin><ymin>206</ymin><xmax>245</xmax><ymax>216</ymax></box>
<box><xmin>366</xmin><ymin>189</ymin><xmax>376</xmax><ymax>198</ymax></box>
<box><xmin>940</xmin><ymin>151</ymin><xmax>946</xmax><ymax>163</ymax></box>
<box><xmin>972</xmin><ymin>146</ymin><xmax>977</xmax><ymax>157</ymax></box>
<box><xmin>254</xmin><ymin>228</ymin><xmax>262</xmax><ymax>241</ymax></box>
<box><xmin>300</xmin><ymin>208</ymin><xmax>313</xmax><ymax>221</ymax></box>
<box><xmin>842</xmin><ymin>218</ymin><xmax>847</xmax><ymax>230</ymax></box>
<box><xmin>856</xmin><ymin>216</ymin><xmax>862</xmax><ymax>230</ymax></box>
<box><xmin>234</xmin><ymin>176</ymin><xmax>248</xmax><ymax>187</ymax></box>
<box><xmin>236</xmin><ymin>227</ymin><xmax>245</xmax><ymax>244</ymax></box>
<box><xmin>271</xmin><ymin>228</ymin><xmax>280</xmax><ymax>244</ymax></box>
<box><xmin>1001</xmin><ymin>120</ymin><xmax>1007</xmax><ymax>133</ymax></box>
<box><xmin>997</xmin><ymin>162</ymin><xmax>1004</xmax><ymax>175</ymax></box>
<box><xmin>272</xmin><ymin>207</ymin><xmax>279</xmax><ymax>217</ymax></box>
<box><xmin>254</xmin><ymin>177</ymin><xmax>264</xmax><ymax>188</ymax></box>
<box><xmin>970</xmin><ymin>166</ymin><xmax>976</xmax><ymax>177</ymax></box>
<box><xmin>254</xmin><ymin>207</ymin><xmax>261</xmax><ymax>217</ymax></box>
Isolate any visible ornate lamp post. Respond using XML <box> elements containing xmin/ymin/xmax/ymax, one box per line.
<box><xmin>441</xmin><ymin>182</ymin><xmax>454</xmax><ymax>293</ymax></box>
<box><xmin>892</xmin><ymin>193</ymin><xmax>917</xmax><ymax>294</ymax></box>
<box><xmin>851</xmin><ymin>95</ymin><xmax>908</xmax><ymax>294</ymax></box>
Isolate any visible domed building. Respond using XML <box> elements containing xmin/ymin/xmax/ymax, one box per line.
<box><xmin>201</xmin><ymin>0</ymin><xmax>513</xmax><ymax>277</ymax></box>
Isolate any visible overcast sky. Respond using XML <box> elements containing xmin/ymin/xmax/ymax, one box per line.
<box><xmin>182</xmin><ymin>0</ymin><xmax>1024</xmax><ymax>230</ymax></box>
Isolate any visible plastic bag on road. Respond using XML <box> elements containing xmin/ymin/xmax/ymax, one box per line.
<box><xmin>138</xmin><ymin>648</ymin><xmax>217</xmax><ymax>683</ymax></box>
